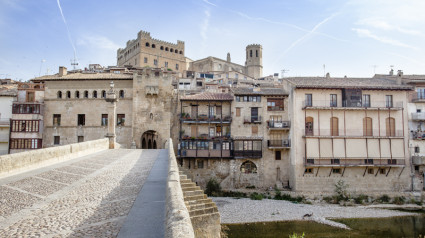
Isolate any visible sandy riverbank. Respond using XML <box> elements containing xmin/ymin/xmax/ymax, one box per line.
<box><xmin>212</xmin><ymin>197</ymin><xmax>422</xmax><ymax>229</ymax></box>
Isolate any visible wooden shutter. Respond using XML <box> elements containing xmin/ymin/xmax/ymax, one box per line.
<box><xmin>236</xmin><ymin>108</ymin><xmax>241</xmax><ymax>117</ymax></box>
<box><xmin>363</xmin><ymin>117</ymin><xmax>372</xmax><ymax>136</ymax></box>
<box><xmin>191</xmin><ymin>125</ymin><xmax>198</xmax><ymax>137</ymax></box>
<box><xmin>330</xmin><ymin>117</ymin><xmax>339</xmax><ymax>136</ymax></box>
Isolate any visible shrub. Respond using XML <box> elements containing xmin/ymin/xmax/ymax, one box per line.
<box><xmin>221</xmin><ymin>190</ymin><xmax>247</xmax><ymax>198</ymax></box>
<box><xmin>246</xmin><ymin>185</ymin><xmax>256</xmax><ymax>189</ymax></box>
<box><xmin>354</xmin><ymin>194</ymin><xmax>369</xmax><ymax>204</ymax></box>
<box><xmin>250</xmin><ymin>192</ymin><xmax>264</xmax><ymax>200</ymax></box>
<box><xmin>205</xmin><ymin>178</ymin><xmax>221</xmax><ymax>196</ymax></box>
<box><xmin>393</xmin><ymin>196</ymin><xmax>406</xmax><ymax>205</ymax></box>
<box><xmin>377</xmin><ymin>194</ymin><xmax>390</xmax><ymax>203</ymax></box>
<box><xmin>334</xmin><ymin>180</ymin><xmax>349</xmax><ymax>201</ymax></box>
<box><xmin>289</xmin><ymin>232</ymin><xmax>305</xmax><ymax>238</ymax></box>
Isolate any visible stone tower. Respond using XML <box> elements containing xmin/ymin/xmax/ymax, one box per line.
<box><xmin>245</xmin><ymin>44</ymin><xmax>263</xmax><ymax>79</ymax></box>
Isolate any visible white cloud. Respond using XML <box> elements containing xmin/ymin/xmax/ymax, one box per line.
<box><xmin>357</xmin><ymin>18</ymin><xmax>422</xmax><ymax>36</ymax></box>
<box><xmin>199</xmin><ymin>10</ymin><xmax>211</xmax><ymax>51</ymax></box>
<box><xmin>77</xmin><ymin>35</ymin><xmax>120</xmax><ymax>50</ymax></box>
<box><xmin>352</xmin><ymin>28</ymin><xmax>418</xmax><ymax>50</ymax></box>
<box><xmin>202</xmin><ymin>0</ymin><xmax>216</xmax><ymax>7</ymax></box>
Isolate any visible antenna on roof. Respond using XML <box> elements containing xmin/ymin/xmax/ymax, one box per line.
<box><xmin>371</xmin><ymin>65</ymin><xmax>378</xmax><ymax>75</ymax></box>
<box><xmin>70</xmin><ymin>53</ymin><xmax>79</xmax><ymax>70</ymax></box>
<box><xmin>323</xmin><ymin>64</ymin><xmax>326</xmax><ymax>77</ymax></box>
<box><xmin>281</xmin><ymin>69</ymin><xmax>289</xmax><ymax>77</ymax></box>
<box><xmin>39</xmin><ymin>59</ymin><xmax>46</xmax><ymax>76</ymax></box>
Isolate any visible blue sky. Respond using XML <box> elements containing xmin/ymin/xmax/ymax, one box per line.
<box><xmin>0</xmin><ymin>0</ymin><xmax>424</xmax><ymax>81</ymax></box>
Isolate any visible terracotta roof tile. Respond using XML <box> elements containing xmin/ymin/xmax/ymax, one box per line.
<box><xmin>181</xmin><ymin>92</ymin><xmax>233</xmax><ymax>101</ymax></box>
<box><xmin>231</xmin><ymin>87</ymin><xmax>288</xmax><ymax>96</ymax></box>
<box><xmin>285</xmin><ymin>77</ymin><xmax>413</xmax><ymax>90</ymax></box>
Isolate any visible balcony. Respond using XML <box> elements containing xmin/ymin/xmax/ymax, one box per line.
<box><xmin>412</xmin><ymin>112</ymin><xmax>425</xmax><ymax>121</ymax></box>
<box><xmin>179</xmin><ymin>139</ymin><xmax>233</xmax><ymax>158</ymax></box>
<box><xmin>267</xmin><ymin>139</ymin><xmax>291</xmax><ymax>149</ymax></box>
<box><xmin>12</xmin><ymin>103</ymin><xmax>42</xmax><ymax>114</ymax></box>
<box><xmin>303</xmin><ymin>100</ymin><xmax>403</xmax><ymax>110</ymax></box>
<box><xmin>179</xmin><ymin>149</ymin><xmax>232</xmax><ymax>158</ymax></box>
<box><xmin>304</xmin><ymin>129</ymin><xmax>404</xmax><ymax>138</ymax></box>
<box><xmin>412</xmin><ymin>93</ymin><xmax>425</xmax><ymax>103</ymax></box>
<box><xmin>243</xmin><ymin>116</ymin><xmax>262</xmax><ymax>124</ymax></box>
<box><xmin>304</xmin><ymin>157</ymin><xmax>405</xmax><ymax>167</ymax></box>
<box><xmin>180</xmin><ymin>113</ymin><xmax>231</xmax><ymax>124</ymax></box>
<box><xmin>412</xmin><ymin>156</ymin><xmax>425</xmax><ymax>165</ymax></box>
<box><xmin>180</xmin><ymin>135</ymin><xmax>231</xmax><ymax>140</ymax></box>
<box><xmin>268</xmin><ymin>121</ymin><xmax>290</xmax><ymax>130</ymax></box>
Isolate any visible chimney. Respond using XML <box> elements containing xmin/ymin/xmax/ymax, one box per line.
<box><xmin>389</xmin><ymin>69</ymin><xmax>394</xmax><ymax>76</ymax></box>
<box><xmin>396</xmin><ymin>70</ymin><xmax>403</xmax><ymax>85</ymax></box>
<box><xmin>227</xmin><ymin>53</ymin><xmax>231</xmax><ymax>62</ymax></box>
<box><xmin>326</xmin><ymin>72</ymin><xmax>330</xmax><ymax>79</ymax></box>
<box><xmin>59</xmin><ymin>66</ymin><xmax>67</xmax><ymax>76</ymax></box>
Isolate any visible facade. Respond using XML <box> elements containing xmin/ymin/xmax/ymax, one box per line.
<box><xmin>284</xmin><ymin>76</ymin><xmax>413</xmax><ymax>193</ymax></box>
<box><xmin>117</xmin><ymin>30</ymin><xmax>186</xmax><ymax>73</ymax></box>
<box><xmin>9</xmin><ymin>82</ymin><xmax>45</xmax><ymax>154</ymax></box>
<box><xmin>34</xmin><ymin>66</ymin><xmax>177</xmax><ymax>150</ymax></box>
<box><xmin>0</xmin><ymin>86</ymin><xmax>17</xmax><ymax>155</ymax></box>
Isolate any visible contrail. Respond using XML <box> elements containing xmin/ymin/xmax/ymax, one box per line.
<box><xmin>57</xmin><ymin>0</ymin><xmax>78</xmax><ymax>62</ymax></box>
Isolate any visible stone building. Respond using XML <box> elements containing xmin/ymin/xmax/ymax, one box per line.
<box><xmin>284</xmin><ymin>75</ymin><xmax>413</xmax><ymax>193</ymax></box>
<box><xmin>33</xmin><ymin>66</ymin><xmax>177</xmax><ymax>150</ymax></box>
<box><xmin>9</xmin><ymin>82</ymin><xmax>45</xmax><ymax>154</ymax></box>
<box><xmin>117</xmin><ymin>30</ymin><xmax>186</xmax><ymax>73</ymax></box>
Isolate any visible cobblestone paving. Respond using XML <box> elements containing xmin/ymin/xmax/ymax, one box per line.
<box><xmin>0</xmin><ymin>149</ymin><xmax>159</xmax><ymax>237</ymax></box>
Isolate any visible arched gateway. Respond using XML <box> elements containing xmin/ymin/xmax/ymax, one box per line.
<box><xmin>141</xmin><ymin>130</ymin><xmax>158</xmax><ymax>149</ymax></box>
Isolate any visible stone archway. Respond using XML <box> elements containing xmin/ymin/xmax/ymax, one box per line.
<box><xmin>141</xmin><ymin>130</ymin><xmax>158</xmax><ymax>149</ymax></box>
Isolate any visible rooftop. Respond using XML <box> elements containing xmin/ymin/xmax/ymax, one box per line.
<box><xmin>33</xmin><ymin>72</ymin><xmax>133</xmax><ymax>81</ymax></box>
<box><xmin>180</xmin><ymin>92</ymin><xmax>233</xmax><ymax>101</ymax></box>
<box><xmin>285</xmin><ymin>76</ymin><xmax>413</xmax><ymax>90</ymax></box>
<box><xmin>232</xmin><ymin>87</ymin><xmax>288</xmax><ymax>96</ymax></box>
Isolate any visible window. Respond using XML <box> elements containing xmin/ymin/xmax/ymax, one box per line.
<box><xmin>152</xmin><ymin>44</ymin><xmax>156</xmax><ymax>48</ymax></box>
<box><xmin>53</xmin><ymin>114</ymin><xmax>61</xmax><ymax>126</ymax></box>
<box><xmin>191</xmin><ymin>125</ymin><xmax>198</xmax><ymax>137</ymax></box>
<box><xmin>417</xmin><ymin>88</ymin><xmax>425</xmax><ymax>99</ymax></box>
<box><xmin>78</xmin><ymin>114</ymin><xmax>85</xmax><ymax>126</ymax></box>
<box><xmin>330</xmin><ymin>117</ymin><xmax>339</xmax><ymax>136</ymax></box>
<box><xmin>165</xmin><ymin>47</ymin><xmax>169</xmax><ymax>51</ymax></box>
<box><xmin>332</xmin><ymin>168</ymin><xmax>341</xmax><ymax>174</ymax></box>
<box><xmin>267</xmin><ymin>98</ymin><xmax>284</xmax><ymax>111</ymax></box>
<box><xmin>154</xmin><ymin>59</ymin><xmax>158</xmax><ymax>66</ymax></box>
<box><xmin>160</xmin><ymin>46</ymin><xmax>164</xmax><ymax>50</ymax></box>
<box><xmin>101</xmin><ymin>114</ymin><xmax>108</xmax><ymax>126</ymax></box>
<box><xmin>252</xmin><ymin>126</ymin><xmax>258</xmax><ymax>135</ymax></box>
<box><xmin>145</xmin><ymin>42</ymin><xmax>150</xmax><ymax>47</ymax></box>
<box><xmin>362</xmin><ymin>94</ymin><xmax>370</xmax><ymax>107</ymax></box>
<box><xmin>11</xmin><ymin>120</ymin><xmax>39</xmax><ymax>132</ymax></box>
<box><xmin>305</xmin><ymin>117</ymin><xmax>314</xmax><ymax>136</ymax></box>
<box><xmin>119</xmin><ymin>90</ymin><xmax>124</xmax><ymax>98</ymax></box>
<box><xmin>197</xmin><ymin>160</ymin><xmax>204</xmax><ymax>169</ymax></box>
<box><xmin>240</xmin><ymin>161</ymin><xmax>257</xmax><ymax>173</ymax></box>
<box><xmin>54</xmin><ymin>136</ymin><xmax>60</xmax><ymax>145</ymax></box>
<box><xmin>84</xmin><ymin>91</ymin><xmax>89</xmax><ymax>98</ymax></box>
<box><xmin>331</xmin><ymin>158</ymin><xmax>340</xmax><ymax>164</ymax></box>
<box><xmin>415</xmin><ymin>146</ymin><xmax>420</xmax><ymax>153</ymax></box>
<box><xmin>117</xmin><ymin>114</ymin><xmax>125</xmax><ymax>126</ymax></box>
<box><xmin>385</xmin><ymin>95</ymin><xmax>393</xmax><ymax>108</ymax></box>
<box><xmin>364</xmin><ymin>159</ymin><xmax>374</xmax><ymax>164</ymax></box>
<box><xmin>66</xmin><ymin>91</ymin><xmax>71</xmax><ymax>99</ymax></box>
<box><xmin>306</xmin><ymin>158</ymin><xmax>314</xmax><ymax>164</ymax></box>
<box><xmin>176</xmin><ymin>64</ymin><xmax>179</xmax><ymax>70</ymax></box>
<box><xmin>379</xmin><ymin>168</ymin><xmax>386</xmax><ymax>174</ymax></box>
<box><xmin>305</xmin><ymin>94</ymin><xmax>312</xmax><ymax>107</ymax></box>
<box><xmin>102</xmin><ymin>90</ymin><xmax>106</xmax><ymax>98</ymax></box>
<box><xmin>144</xmin><ymin>57</ymin><xmax>148</xmax><ymax>63</ymax></box>
<box><xmin>12</xmin><ymin>104</ymin><xmax>40</xmax><ymax>114</ymax></box>
<box><xmin>165</xmin><ymin>62</ymin><xmax>168</xmax><ymax>68</ymax></box>
<box><xmin>250</xmin><ymin>50</ymin><xmax>252</xmax><ymax>57</ymax></box>
<box><xmin>75</xmin><ymin>91</ymin><xmax>80</xmax><ymax>98</ymax></box>
<box><xmin>275</xmin><ymin>151</ymin><xmax>281</xmax><ymax>160</ymax></box>
<box><xmin>78</xmin><ymin>136</ymin><xmax>84</xmax><ymax>143</ymax></box>
<box><xmin>256</xmin><ymin>50</ymin><xmax>258</xmax><ymax>57</ymax></box>
<box><xmin>93</xmin><ymin>91</ymin><xmax>97</xmax><ymax>98</ymax></box>
<box><xmin>27</xmin><ymin>92</ymin><xmax>35</xmax><ymax>102</ymax></box>
<box><xmin>363</xmin><ymin>117</ymin><xmax>373</xmax><ymax>136</ymax></box>
<box><xmin>330</xmin><ymin>94</ymin><xmax>337</xmax><ymax>107</ymax></box>
<box><xmin>305</xmin><ymin>168</ymin><xmax>313</xmax><ymax>174</ymax></box>
<box><xmin>170</xmin><ymin>48</ymin><xmax>173</xmax><ymax>52</ymax></box>
<box><xmin>57</xmin><ymin>91</ymin><xmax>62</xmax><ymax>99</ymax></box>
<box><xmin>236</xmin><ymin>108</ymin><xmax>241</xmax><ymax>117</ymax></box>
<box><xmin>251</xmin><ymin>107</ymin><xmax>259</xmax><ymax>122</ymax></box>
<box><xmin>368</xmin><ymin>168</ymin><xmax>374</xmax><ymax>174</ymax></box>
<box><xmin>386</xmin><ymin>117</ymin><xmax>395</xmax><ymax>136</ymax></box>
<box><xmin>196</xmin><ymin>81</ymin><xmax>202</xmax><ymax>87</ymax></box>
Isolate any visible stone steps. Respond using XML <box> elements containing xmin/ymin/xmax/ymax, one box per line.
<box><xmin>183</xmin><ymin>190</ymin><xmax>204</xmax><ymax>197</ymax></box>
<box><xmin>182</xmin><ymin>185</ymin><xmax>201</xmax><ymax>192</ymax></box>
<box><xmin>189</xmin><ymin>206</ymin><xmax>218</xmax><ymax>217</ymax></box>
<box><xmin>187</xmin><ymin>201</ymin><xmax>216</xmax><ymax>211</ymax></box>
<box><xmin>184</xmin><ymin>194</ymin><xmax>208</xmax><ymax>202</ymax></box>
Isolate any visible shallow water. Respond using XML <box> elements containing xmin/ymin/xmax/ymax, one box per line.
<box><xmin>225</xmin><ymin>214</ymin><xmax>425</xmax><ymax>238</ymax></box>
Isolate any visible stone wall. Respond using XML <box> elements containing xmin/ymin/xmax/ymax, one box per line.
<box><xmin>0</xmin><ymin>138</ymin><xmax>109</xmax><ymax>177</ymax></box>
<box><xmin>165</xmin><ymin>138</ymin><xmax>195</xmax><ymax>238</ymax></box>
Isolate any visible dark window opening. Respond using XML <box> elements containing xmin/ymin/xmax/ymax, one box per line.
<box><xmin>78</xmin><ymin>114</ymin><xmax>85</xmax><ymax>126</ymax></box>
<box><xmin>53</xmin><ymin>114</ymin><xmax>61</xmax><ymax>126</ymax></box>
<box><xmin>117</xmin><ymin>114</ymin><xmax>125</xmax><ymax>126</ymax></box>
<box><xmin>54</xmin><ymin>136</ymin><xmax>60</xmax><ymax>145</ymax></box>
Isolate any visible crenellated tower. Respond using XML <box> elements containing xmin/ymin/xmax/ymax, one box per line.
<box><xmin>245</xmin><ymin>44</ymin><xmax>263</xmax><ymax>79</ymax></box>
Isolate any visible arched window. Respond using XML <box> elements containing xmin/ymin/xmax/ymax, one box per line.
<box><xmin>175</xmin><ymin>49</ymin><xmax>178</xmax><ymax>53</ymax></box>
<box><xmin>386</xmin><ymin>117</ymin><xmax>395</xmax><ymax>136</ymax></box>
<box><xmin>170</xmin><ymin>48</ymin><xmax>173</xmax><ymax>52</ymax></box>
<box><xmin>57</xmin><ymin>91</ymin><xmax>62</xmax><ymax>99</ymax></box>
<box><xmin>145</xmin><ymin>42</ymin><xmax>150</xmax><ymax>47</ymax></box>
<box><xmin>256</xmin><ymin>50</ymin><xmax>258</xmax><ymax>57</ymax></box>
<box><xmin>119</xmin><ymin>90</ymin><xmax>124</xmax><ymax>98</ymax></box>
<box><xmin>305</xmin><ymin>117</ymin><xmax>313</xmax><ymax>136</ymax></box>
<box><xmin>84</xmin><ymin>90</ymin><xmax>89</xmax><ymax>98</ymax></box>
<box><xmin>152</xmin><ymin>44</ymin><xmax>156</xmax><ymax>48</ymax></box>
<box><xmin>66</xmin><ymin>91</ymin><xmax>71</xmax><ymax>99</ymax></box>
<box><xmin>330</xmin><ymin>117</ymin><xmax>339</xmax><ymax>136</ymax></box>
<box><xmin>240</xmin><ymin>161</ymin><xmax>257</xmax><ymax>174</ymax></box>
<box><xmin>363</xmin><ymin>117</ymin><xmax>373</xmax><ymax>136</ymax></box>
<box><xmin>75</xmin><ymin>91</ymin><xmax>80</xmax><ymax>99</ymax></box>
<box><xmin>102</xmin><ymin>90</ymin><xmax>106</xmax><ymax>98</ymax></box>
<box><xmin>179</xmin><ymin>50</ymin><xmax>183</xmax><ymax>54</ymax></box>
<box><xmin>93</xmin><ymin>91</ymin><xmax>97</xmax><ymax>98</ymax></box>
<box><xmin>165</xmin><ymin>47</ymin><xmax>169</xmax><ymax>51</ymax></box>
<box><xmin>250</xmin><ymin>50</ymin><xmax>252</xmax><ymax>57</ymax></box>
<box><xmin>160</xmin><ymin>46</ymin><xmax>164</xmax><ymax>50</ymax></box>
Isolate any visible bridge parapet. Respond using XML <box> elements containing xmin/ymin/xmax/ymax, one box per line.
<box><xmin>0</xmin><ymin>138</ymin><xmax>109</xmax><ymax>178</ymax></box>
<box><xmin>165</xmin><ymin>138</ymin><xmax>195</xmax><ymax>238</ymax></box>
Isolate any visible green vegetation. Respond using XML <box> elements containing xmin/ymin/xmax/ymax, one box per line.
<box><xmin>289</xmin><ymin>232</ymin><xmax>305</xmax><ymax>238</ymax></box>
<box><xmin>245</xmin><ymin>185</ymin><xmax>256</xmax><ymax>189</ymax></box>
<box><xmin>334</xmin><ymin>180</ymin><xmax>349</xmax><ymax>201</ymax></box>
<box><xmin>393</xmin><ymin>196</ymin><xmax>406</xmax><ymax>205</ymax></box>
<box><xmin>250</xmin><ymin>192</ymin><xmax>264</xmax><ymax>200</ymax></box>
<box><xmin>205</xmin><ymin>178</ymin><xmax>221</xmax><ymax>196</ymax></box>
<box><xmin>377</xmin><ymin>194</ymin><xmax>390</xmax><ymax>203</ymax></box>
<box><xmin>354</xmin><ymin>194</ymin><xmax>369</xmax><ymax>204</ymax></box>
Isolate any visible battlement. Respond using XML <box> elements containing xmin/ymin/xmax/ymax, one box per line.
<box><xmin>246</xmin><ymin>44</ymin><xmax>262</xmax><ymax>48</ymax></box>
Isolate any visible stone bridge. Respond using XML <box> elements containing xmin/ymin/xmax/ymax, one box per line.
<box><xmin>0</xmin><ymin>139</ymin><xmax>220</xmax><ymax>237</ymax></box>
